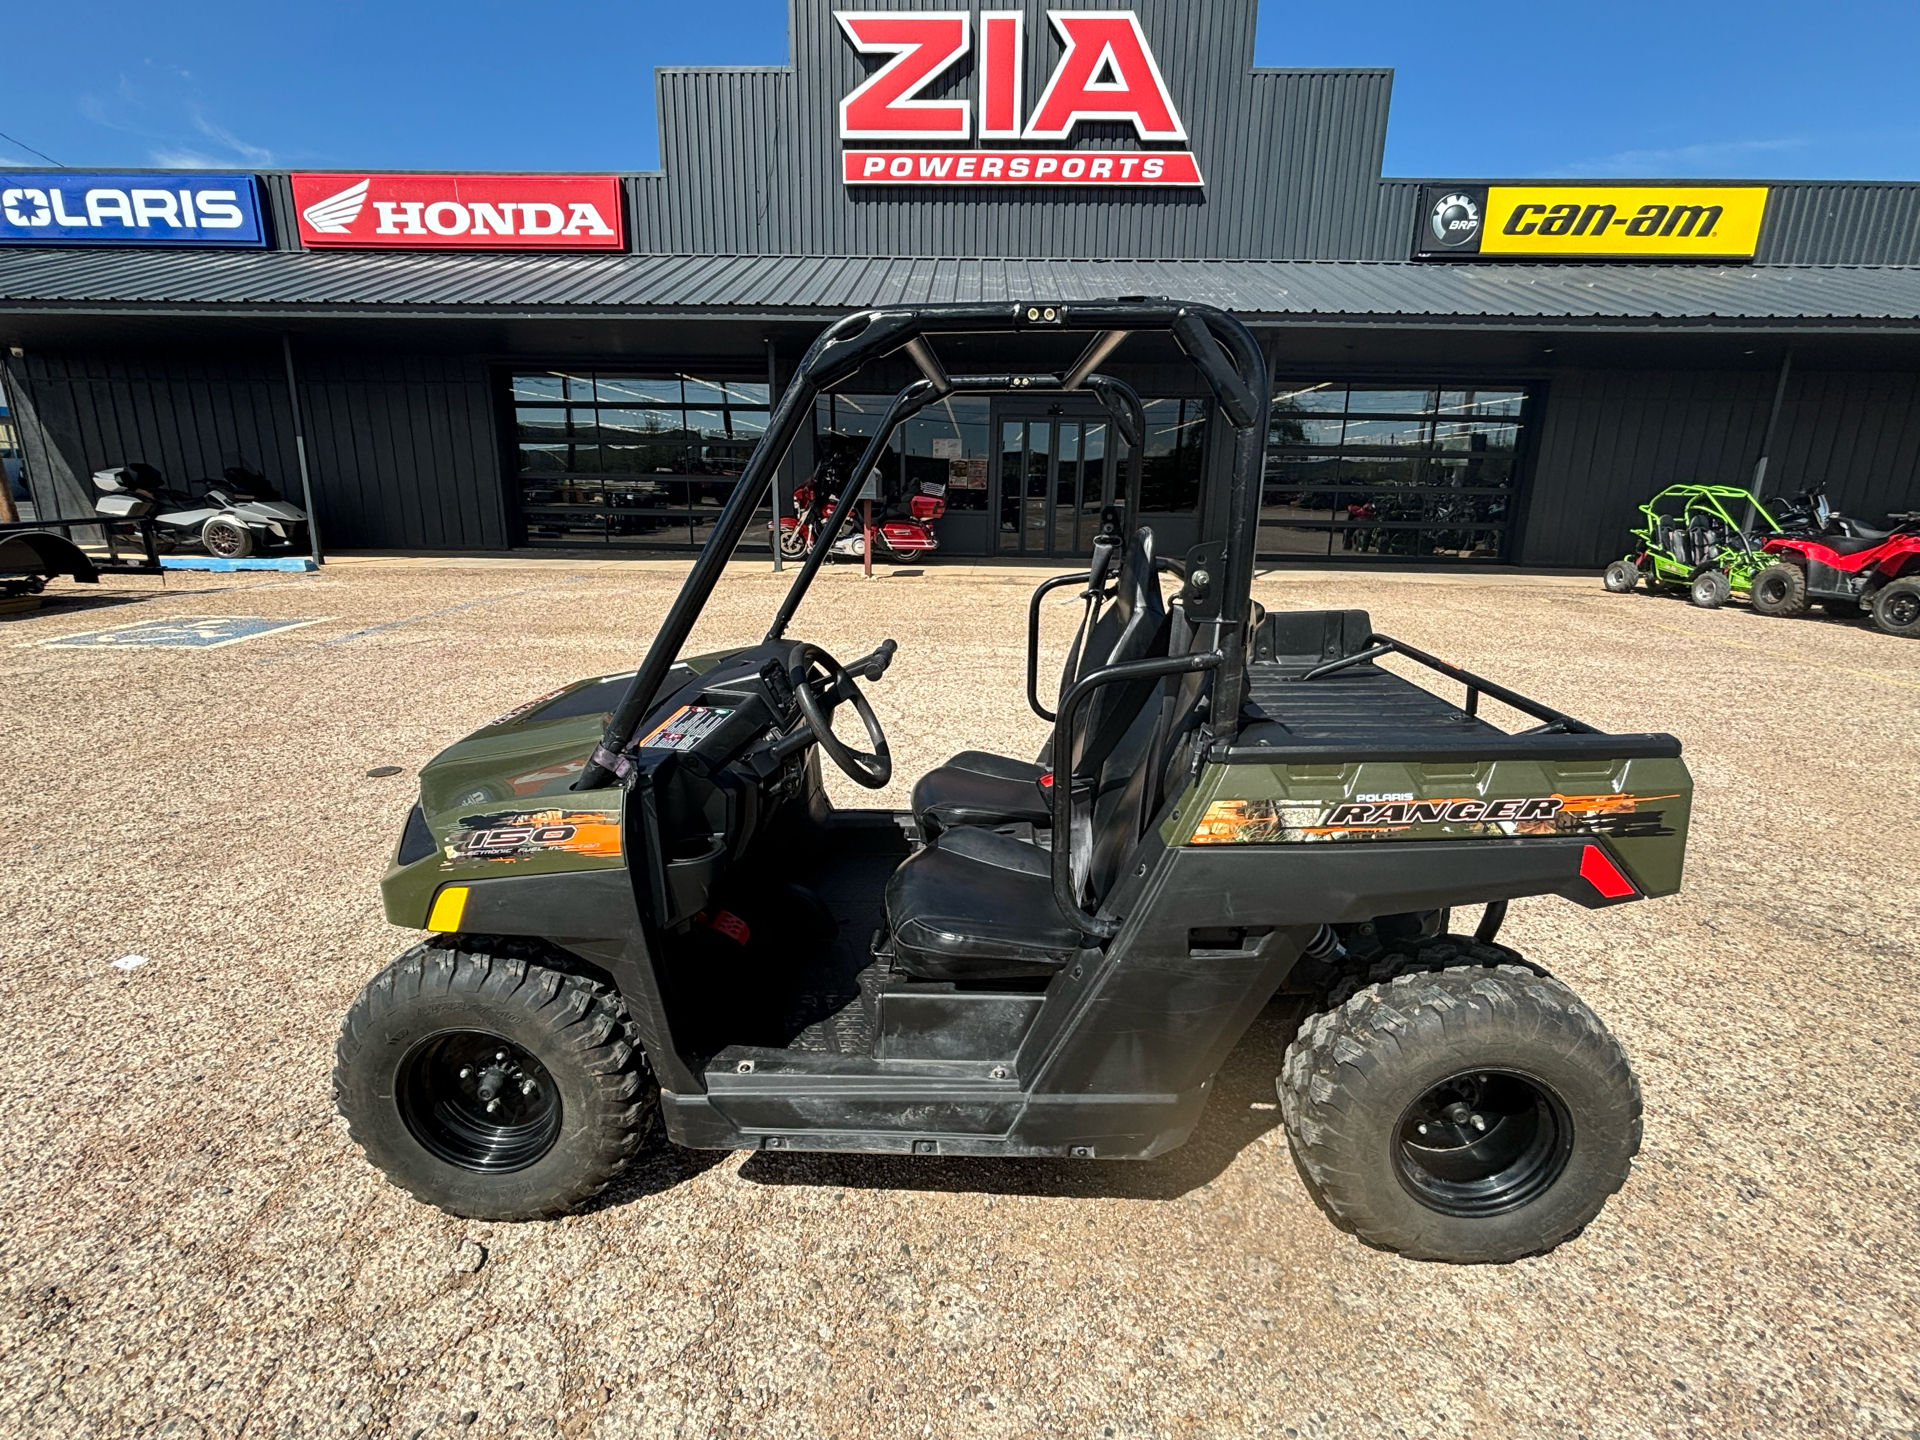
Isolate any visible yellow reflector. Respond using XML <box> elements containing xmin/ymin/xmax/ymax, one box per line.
<box><xmin>426</xmin><ymin>886</ymin><xmax>469</xmax><ymax>933</ymax></box>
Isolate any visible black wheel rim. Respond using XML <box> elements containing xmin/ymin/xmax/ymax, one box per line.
<box><xmin>1885</xmin><ymin>591</ymin><xmax>1920</xmax><ymax>628</ymax></box>
<box><xmin>206</xmin><ymin>525</ymin><xmax>243</xmax><ymax>557</ymax></box>
<box><xmin>1393</xmin><ymin>1070</ymin><xmax>1573</xmax><ymax>1218</ymax></box>
<box><xmin>397</xmin><ymin>1030</ymin><xmax>563</xmax><ymax>1173</ymax></box>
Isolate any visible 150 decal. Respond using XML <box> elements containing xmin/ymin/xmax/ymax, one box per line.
<box><xmin>1188</xmin><ymin>793</ymin><xmax>1678</xmax><ymax>845</ymax></box>
<box><xmin>444</xmin><ymin>808</ymin><xmax>622</xmax><ymax>863</ymax></box>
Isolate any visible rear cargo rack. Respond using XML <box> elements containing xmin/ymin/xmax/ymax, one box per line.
<box><xmin>1298</xmin><ymin>631</ymin><xmax>1598</xmax><ymax>735</ymax></box>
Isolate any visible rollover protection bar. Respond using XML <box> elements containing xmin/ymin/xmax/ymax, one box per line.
<box><xmin>578</xmin><ymin>300</ymin><xmax>1272</xmax><ymax>792</ymax></box>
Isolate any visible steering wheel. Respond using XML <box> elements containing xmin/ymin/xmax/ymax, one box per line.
<box><xmin>791</xmin><ymin>643</ymin><xmax>892</xmax><ymax>789</ymax></box>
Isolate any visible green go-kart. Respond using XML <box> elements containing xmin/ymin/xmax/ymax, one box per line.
<box><xmin>1603</xmin><ymin>485</ymin><xmax>1785</xmax><ymax>608</ymax></box>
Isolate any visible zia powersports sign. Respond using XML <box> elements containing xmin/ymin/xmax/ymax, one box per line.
<box><xmin>0</xmin><ymin>173</ymin><xmax>267</xmax><ymax>247</ymax></box>
<box><xmin>1413</xmin><ymin>184</ymin><xmax>1770</xmax><ymax>260</ymax></box>
<box><xmin>836</xmin><ymin>9</ymin><xmax>1201</xmax><ymax>188</ymax></box>
<box><xmin>290</xmin><ymin>173</ymin><xmax>624</xmax><ymax>250</ymax></box>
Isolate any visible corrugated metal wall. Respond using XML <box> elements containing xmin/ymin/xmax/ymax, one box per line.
<box><xmin>631</xmin><ymin>0</ymin><xmax>1399</xmax><ymax>259</ymax></box>
<box><xmin>2</xmin><ymin>351</ymin><xmax>507</xmax><ymax>551</ymax></box>
<box><xmin>1520</xmin><ymin>367</ymin><xmax>1920</xmax><ymax>568</ymax></box>
<box><xmin>296</xmin><ymin>355</ymin><xmax>507</xmax><ymax>550</ymax></box>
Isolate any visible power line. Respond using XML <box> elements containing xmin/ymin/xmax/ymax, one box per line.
<box><xmin>0</xmin><ymin>129</ymin><xmax>62</xmax><ymax>167</ymax></box>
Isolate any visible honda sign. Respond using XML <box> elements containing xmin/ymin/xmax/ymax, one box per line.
<box><xmin>290</xmin><ymin>173</ymin><xmax>625</xmax><ymax>251</ymax></box>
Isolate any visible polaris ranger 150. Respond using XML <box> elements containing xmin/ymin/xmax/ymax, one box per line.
<box><xmin>335</xmin><ymin>302</ymin><xmax>1691</xmax><ymax>1264</ymax></box>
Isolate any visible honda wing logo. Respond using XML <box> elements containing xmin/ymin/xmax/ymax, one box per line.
<box><xmin>302</xmin><ymin>178</ymin><xmax>368</xmax><ymax>235</ymax></box>
<box><xmin>835</xmin><ymin>8</ymin><xmax>1201</xmax><ymax>188</ymax></box>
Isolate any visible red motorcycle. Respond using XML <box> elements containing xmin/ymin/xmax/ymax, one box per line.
<box><xmin>775</xmin><ymin>465</ymin><xmax>944</xmax><ymax>562</ymax></box>
<box><xmin>1751</xmin><ymin>491</ymin><xmax>1920</xmax><ymax>637</ymax></box>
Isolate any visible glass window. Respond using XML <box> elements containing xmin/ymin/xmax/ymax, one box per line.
<box><xmin>511</xmin><ymin>374</ymin><xmax>566</xmax><ymax>402</ymax></box>
<box><xmin>1341</xmin><ymin>417</ymin><xmax>1431</xmax><ymax>449</ymax></box>
<box><xmin>595</xmin><ymin>377</ymin><xmax>682</xmax><ymax>405</ymax></box>
<box><xmin>1436</xmin><ymin>389</ymin><xmax>1525</xmax><ymax>419</ymax></box>
<box><xmin>1271</xmin><ymin>383</ymin><xmax>1347</xmax><ymax>412</ymax></box>
<box><xmin>684</xmin><ymin>377</ymin><xmax>770</xmax><ymax>407</ymax></box>
<box><xmin>903</xmin><ymin>396</ymin><xmax>991</xmax><ymax>511</ymax></box>
<box><xmin>1262</xmin><ymin>380</ymin><xmax>1529</xmax><ymax>562</ymax></box>
<box><xmin>1345</xmin><ymin>387</ymin><xmax>1436</xmax><ymax>415</ymax></box>
<box><xmin>1139</xmin><ymin>398</ymin><xmax>1206</xmax><ymax>514</ymax></box>
<box><xmin>1270</xmin><ymin>416</ymin><xmax>1345</xmax><ymax>448</ymax></box>
<box><xmin>510</xmin><ymin>370</ymin><xmax>776</xmax><ymax>549</ymax></box>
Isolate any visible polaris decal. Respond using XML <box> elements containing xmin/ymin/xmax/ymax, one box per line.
<box><xmin>1187</xmin><ymin>793</ymin><xmax>1679</xmax><ymax>845</ymax></box>
<box><xmin>444</xmin><ymin>808</ymin><xmax>622</xmax><ymax>863</ymax></box>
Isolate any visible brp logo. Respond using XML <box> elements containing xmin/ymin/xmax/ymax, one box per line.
<box><xmin>1429</xmin><ymin>192</ymin><xmax>1482</xmax><ymax>248</ymax></box>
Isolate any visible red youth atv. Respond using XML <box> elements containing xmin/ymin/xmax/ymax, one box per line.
<box><xmin>1750</xmin><ymin>512</ymin><xmax>1920</xmax><ymax>637</ymax></box>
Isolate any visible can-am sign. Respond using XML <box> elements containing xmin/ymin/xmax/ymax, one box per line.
<box><xmin>0</xmin><ymin>172</ymin><xmax>266</xmax><ymax>247</ymax></box>
<box><xmin>290</xmin><ymin>173</ymin><xmax>624</xmax><ymax>250</ymax></box>
<box><xmin>836</xmin><ymin>9</ymin><xmax>1202</xmax><ymax>187</ymax></box>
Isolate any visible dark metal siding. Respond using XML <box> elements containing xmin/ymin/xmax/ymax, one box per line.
<box><xmin>297</xmin><ymin>355</ymin><xmax>508</xmax><ymax>551</ymax></box>
<box><xmin>1519</xmin><ymin>366</ymin><xmax>1920</xmax><ymax>567</ymax></box>
<box><xmin>1755</xmin><ymin>184</ymin><xmax>1920</xmax><ymax>266</ymax></box>
<box><xmin>2</xmin><ymin>350</ymin><xmax>506</xmax><ymax>550</ymax></box>
<box><xmin>631</xmin><ymin>0</ymin><xmax>1395</xmax><ymax>260</ymax></box>
<box><xmin>3</xmin><ymin>351</ymin><xmax>301</xmax><ymax>525</ymax></box>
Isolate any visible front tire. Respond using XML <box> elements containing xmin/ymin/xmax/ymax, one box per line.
<box><xmin>1689</xmin><ymin>570</ymin><xmax>1731</xmax><ymax>609</ymax></box>
<box><xmin>1871</xmin><ymin>579</ymin><xmax>1920</xmax><ymax>638</ymax></box>
<box><xmin>202</xmin><ymin>516</ymin><xmax>254</xmax><ymax>558</ymax></box>
<box><xmin>1280</xmin><ymin>948</ymin><xmax>1642</xmax><ymax>1263</ymax></box>
<box><xmin>334</xmin><ymin>943</ymin><xmax>658</xmax><ymax>1220</ymax></box>
<box><xmin>1602</xmin><ymin>560</ymin><xmax>1639</xmax><ymax>594</ymax></box>
<box><xmin>1750</xmin><ymin>561</ymin><xmax>1809</xmax><ymax>618</ymax></box>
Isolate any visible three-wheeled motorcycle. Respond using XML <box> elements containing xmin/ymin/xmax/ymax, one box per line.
<box><xmin>335</xmin><ymin>301</ymin><xmax>1693</xmax><ymax>1263</ymax></box>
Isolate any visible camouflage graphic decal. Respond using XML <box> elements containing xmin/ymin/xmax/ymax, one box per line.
<box><xmin>1188</xmin><ymin>793</ymin><xmax>1680</xmax><ymax>845</ymax></box>
<box><xmin>443</xmin><ymin>808</ymin><xmax>623</xmax><ymax>864</ymax></box>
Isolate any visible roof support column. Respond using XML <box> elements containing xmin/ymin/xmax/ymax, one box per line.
<box><xmin>281</xmin><ymin>333</ymin><xmax>324</xmax><ymax>566</ymax></box>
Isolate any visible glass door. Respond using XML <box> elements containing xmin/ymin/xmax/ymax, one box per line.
<box><xmin>995</xmin><ymin>408</ymin><xmax>1128</xmax><ymax>557</ymax></box>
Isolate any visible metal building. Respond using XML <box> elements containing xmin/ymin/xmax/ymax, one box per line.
<box><xmin>3</xmin><ymin>0</ymin><xmax>1919</xmax><ymax>568</ymax></box>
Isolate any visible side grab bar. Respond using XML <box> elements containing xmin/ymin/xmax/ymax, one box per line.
<box><xmin>1026</xmin><ymin>571</ymin><xmax>1093</xmax><ymax>722</ymax></box>
<box><xmin>1049</xmin><ymin>649</ymin><xmax>1224</xmax><ymax>939</ymax></box>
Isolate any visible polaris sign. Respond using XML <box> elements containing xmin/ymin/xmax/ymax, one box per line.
<box><xmin>0</xmin><ymin>173</ymin><xmax>267</xmax><ymax>247</ymax></box>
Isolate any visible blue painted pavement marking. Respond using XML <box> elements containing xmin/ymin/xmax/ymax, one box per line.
<box><xmin>41</xmin><ymin>616</ymin><xmax>330</xmax><ymax>649</ymax></box>
<box><xmin>159</xmin><ymin>556</ymin><xmax>319</xmax><ymax>573</ymax></box>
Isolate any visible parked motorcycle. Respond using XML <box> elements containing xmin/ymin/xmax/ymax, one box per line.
<box><xmin>775</xmin><ymin>464</ymin><xmax>943</xmax><ymax>562</ymax></box>
<box><xmin>93</xmin><ymin>463</ymin><xmax>307</xmax><ymax>558</ymax></box>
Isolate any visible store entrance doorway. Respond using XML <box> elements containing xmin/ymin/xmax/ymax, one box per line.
<box><xmin>992</xmin><ymin>401</ymin><xmax>1135</xmax><ymax>558</ymax></box>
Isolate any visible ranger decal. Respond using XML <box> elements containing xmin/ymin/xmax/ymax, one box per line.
<box><xmin>1188</xmin><ymin>793</ymin><xmax>1678</xmax><ymax>845</ymax></box>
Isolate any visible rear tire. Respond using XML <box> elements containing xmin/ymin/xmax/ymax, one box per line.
<box><xmin>1750</xmin><ymin>562</ymin><xmax>1809</xmax><ymax>618</ymax></box>
<box><xmin>334</xmin><ymin>942</ymin><xmax>659</xmax><ymax>1220</ymax></box>
<box><xmin>1280</xmin><ymin>949</ymin><xmax>1642</xmax><ymax>1264</ymax></box>
<box><xmin>1871</xmin><ymin>579</ymin><xmax>1920</xmax><ymax>638</ymax></box>
<box><xmin>1602</xmin><ymin>560</ymin><xmax>1639</xmax><ymax>594</ymax></box>
<box><xmin>1689</xmin><ymin>570</ymin><xmax>1731</xmax><ymax>609</ymax></box>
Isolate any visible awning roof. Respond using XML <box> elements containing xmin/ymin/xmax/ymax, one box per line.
<box><xmin>3</xmin><ymin>248</ymin><xmax>1920</xmax><ymax>329</ymax></box>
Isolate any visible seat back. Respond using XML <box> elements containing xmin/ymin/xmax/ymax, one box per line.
<box><xmin>1069</xmin><ymin>527</ymin><xmax>1169</xmax><ymax>777</ymax></box>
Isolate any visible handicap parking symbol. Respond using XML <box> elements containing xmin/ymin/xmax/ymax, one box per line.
<box><xmin>41</xmin><ymin>616</ymin><xmax>329</xmax><ymax>649</ymax></box>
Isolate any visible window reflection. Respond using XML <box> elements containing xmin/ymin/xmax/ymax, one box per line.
<box><xmin>513</xmin><ymin>370</ymin><xmax>771</xmax><ymax>548</ymax></box>
<box><xmin>1263</xmin><ymin>381</ymin><xmax>1529</xmax><ymax>561</ymax></box>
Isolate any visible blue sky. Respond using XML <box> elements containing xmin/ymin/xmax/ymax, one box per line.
<box><xmin>2</xmin><ymin>1</ymin><xmax>1917</xmax><ymax>180</ymax></box>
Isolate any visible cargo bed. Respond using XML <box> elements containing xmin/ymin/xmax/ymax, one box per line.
<box><xmin>1230</xmin><ymin>609</ymin><xmax>1682</xmax><ymax>763</ymax></box>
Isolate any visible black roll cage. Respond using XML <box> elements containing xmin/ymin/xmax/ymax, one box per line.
<box><xmin>580</xmin><ymin>299</ymin><xmax>1272</xmax><ymax>794</ymax></box>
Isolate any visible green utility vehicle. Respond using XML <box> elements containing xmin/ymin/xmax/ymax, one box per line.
<box><xmin>1603</xmin><ymin>484</ymin><xmax>1784</xmax><ymax>608</ymax></box>
<box><xmin>335</xmin><ymin>302</ymin><xmax>1692</xmax><ymax>1264</ymax></box>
